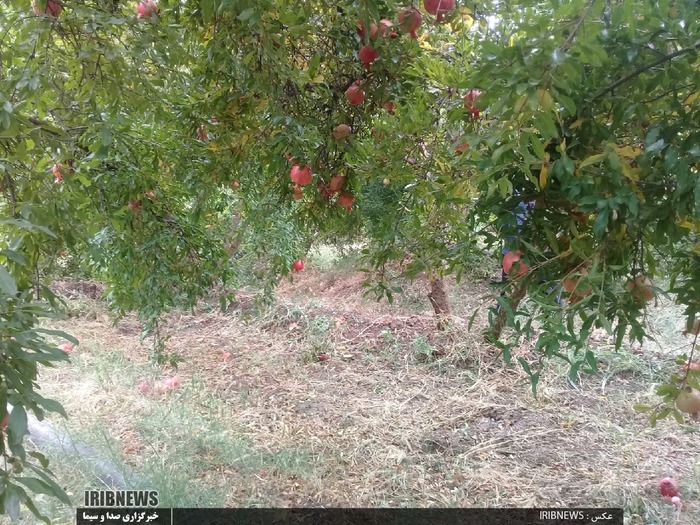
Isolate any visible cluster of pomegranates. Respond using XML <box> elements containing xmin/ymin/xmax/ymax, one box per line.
<box><xmin>286</xmin><ymin>155</ymin><xmax>356</xmax><ymax>212</ymax></box>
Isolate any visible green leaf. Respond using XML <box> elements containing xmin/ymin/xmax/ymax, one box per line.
<box><xmin>0</xmin><ymin>265</ymin><xmax>18</xmax><ymax>296</ymax></box>
<box><xmin>579</xmin><ymin>153</ymin><xmax>605</xmax><ymax>168</ymax></box>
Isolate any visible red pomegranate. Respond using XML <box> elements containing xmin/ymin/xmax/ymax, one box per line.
<box><xmin>659</xmin><ymin>477</ymin><xmax>680</xmax><ymax>498</ymax></box>
<box><xmin>345</xmin><ymin>82</ymin><xmax>365</xmax><ymax>106</ymax></box>
<box><xmin>290</xmin><ymin>165</ymin><xmax>312</xmax><ymax>186</ymax></box>
<box><xmin>333</xmin><ymin>124</ymin><xmax>352</xmax><ymax>139</ymax></box>
<box><xmin>292</xmin><ymin>259</ymin><xmax>305</xmax><ymax>272</ymax></box>
<box><xmin>383</xmin><ymin>101</ymin><xmax>396</xmax><ymax>114</ymax></box>
<box><xmin>329</xmin><ymin>175</ymin><xmax>346</xmax><ymax>193</ymax></box>
<box><xmin>424</xmin><ymin>0</ymin><xmax>456</xmax><ymax>21</ymax></box>
<box><xmin>32</xmin><ymin>0</ymin><xmax>62</xmax><ymax>17</ymax></box>
<box><xmin>359</xmin><ymin>45</ymin><xmax>379</xmax><ymax>70</ymax></box>
<box><xmin>464</xmin><ymin>89</ymin><xmax>482</xmax><ymax>118</ymax></box>
<box><xmin>502</xmin><ymin>250</ymin><xmax>529</xmax><ymax>278</ymax></box>
<box><xmin>52</xmin><ymin>163</ymin><xmax>64</xmax><ymax>183</ymax></box>
<box><xmin>398</xmin><ymin>6</ymin><xmax>422</xmax><ymax>39</ymax></box>
<box><xmin>378</xmin><ymin>19</ymin><xmax>394</xmax><ymax>37</ymax></box>
<box><xmin>337</xmin><ymin>192</ymin><xmax>355</xmax><ymax>211</ymax></box>
<box><xmin>137</xmin><ymin>0</ymin><xmax>159</xmax><ymax>19</ymax></box>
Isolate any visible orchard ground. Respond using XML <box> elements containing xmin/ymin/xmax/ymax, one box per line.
<box><xmin>8</xmin><ymin>248</ymin><xmax>700</xmax><ymax>525</ymax></box>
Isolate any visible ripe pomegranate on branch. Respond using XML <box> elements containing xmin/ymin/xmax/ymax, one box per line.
<box><xmin>32</xmin><ymin>0</ymin><xmax>62</xmax><ymax>17</ymax></box>
<box><xmin>423</xmin><ymin>0</ymin><xmax>456</xmax><ymax>22</ymax></box>
<box><xmin>398</xmin><ymin>6</ymin><xmax>422</xmax><ymax>39</ymax></box>
<box><xmin>137</xmin><ymin>0</ymin><xmax>159</xmax><ymax>19</ymax></box>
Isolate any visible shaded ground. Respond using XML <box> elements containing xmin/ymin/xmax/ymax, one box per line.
<box><xmin>13</xmin><ymin>268</ymin><xmax>700</xmax><ymax>523</ymax></box>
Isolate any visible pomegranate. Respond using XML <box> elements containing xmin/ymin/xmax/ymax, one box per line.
<box><xmin>383</xmin><ymin>101</ymin><xmax>396</xmax><ymax>114</ymax></box>
<box><xmin>137</xmin><ymin>0</ymin><xmax>158</xmax><ymax>19</ymax></box>
<box><xmin>398</xmin><ymin>6</ymin><xmax>422</xmax><ymax>39</ymax></box>
<box><xmin>455</xmin><ymin>141</ymin><xmax>469</xmax><ymax>155</ymax></box>
<box><xmin>292</xmin><ymin>259</ymin><xmax>304</xmax><ymax>272</ymax></box>
<box><xmin>333</xmin><ymin>124</ymin><xmax>352</xmax><ymax>139</ymax></box>
<box><xmin>359</xmin><ymin>45</ymin><xmax>378</xmax><ymax>70</ymax></box>
<box><xmin>675</xmin><ymin>388</ymin><xmax>700</xmax><ymax>414</ymax></box>
<box><xmin>345</xmin><ymin>82</ymin><xmax>365</xmax><ymax>106</ymax></box>
<box><xmin>337</xmin><ymin>191</ymin><xmax>355</xmax><ymax>211</ymax></box>
<box><xmin>329</xmin><ymin>175</ymin><xmax>346</xmax><ymax>193</ymax></box>
<box><xmin>233</xmin><ymin>181</ymin><xmax>240</xmax><ymax>188</ymax></box>
<box><xmin>378</xmin><ymin>19</ymin><xmax>394</xmax><ymax>37</ymax></box>
<box><xmin>423</xmin><ymin>0</ymin><xmax>456</xmax><ymax>21</ymax></box>
<box><xmin>290</xmin><ymin>165</ymin><xmax>312</xmax><ymax>186</ymax></box>
<box><xmin>319</xmin><ymin>184</ymin><xmax>333</xmax><ymax>201</ymax></box>
<box><xmin>464</xmin><ymin>89</ymin><xmax>482</xmax><ymax>118</ymax></box>
<box><xmin>562</xmin><ymin>267</ymin><xmax>592</xmax><ymax>298</ymax></box>
<box><xmin>502</xmin><ymin>250</ymin><xmax>530</xmax><ymax>278</ymax></box>
<box><xmin>318</xmin><ymin>353</ymin><xmax>330</xmax><ymax>362</ymax></box>
<box><xmin>671</xmin><ymin>496</ymin><xmax>682</xmax><ymax>511</ymax></box>
<box><xmin>658</xmin><ymin>477</ymin><xmax>680</xmax><ymax>498</ymax></box>
<box><xmin>162</xmin><ymin>376</ymin><xmax>181</xmax><ymax>389</ymax></box>
<box><xmin>52</xmin><ymin>163</ymin><xmax>64</xmax><ymax>183</ymax></box>
<box><xmin>58</xmin><ymin>342</ymin><xmax>74</xmax><ymax>353</ymax></box>
<box><xmin>625</xmin><ymin>275</ymin><xmax>655</xmax><ymax>304</ymax></box>
<box><xmin>32</xmin><ymin>0</ymin><xmax>62</xmax><ymax>17</ymax></box>
<box><xmin>221</xmin><ymin>351</ymin><xmax>231</xmax><ymax>361</ymax></box>
<box><xmin>136</xmin><ymin>381</ymin><xmax>152</xmax><ymax>394</ymax></box>
<box><xmin>681</xmin><ymin>361</ymin><xmax>700</xmax><ymax>372</ymax></box>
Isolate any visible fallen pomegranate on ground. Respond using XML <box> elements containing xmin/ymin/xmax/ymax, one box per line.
<box><xmin>318</xmin><ymin>353</ymin><xmax>330</xmax><ymax>362</ymax></box>
<box><xmin>58</xmin><ymin>342</ymin><xmax>75</xmax><ymax>353</ymax></box>
<box><xmin>292</xmin><ymin>259</ymin><xmax>304</xmax><ymax>272</ymax></box>
<box><xmin>658</xmin><ymin>477</ymin><xmax>680</xmax><ymax>498</ymax></box>
<box><xmin>161</xmin><ymin>376</ymin><xmax>181</xmax><ymax>390</ymax></box>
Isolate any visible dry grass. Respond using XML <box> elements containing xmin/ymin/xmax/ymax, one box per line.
<box><xmin>18</xmin><ymin>269</ymin><xmax>700</xmax><ymax>524</ymax></box>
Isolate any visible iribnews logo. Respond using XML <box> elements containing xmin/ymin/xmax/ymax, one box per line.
<box><xmin>540</xmin><ymin>510</ymin><xmax>585</xmax><ymax>520</ymax></box>
<box><xmin>83</xmin><ymin>490</ymin><xmax>159</xmax><ymax>507</ymax></box>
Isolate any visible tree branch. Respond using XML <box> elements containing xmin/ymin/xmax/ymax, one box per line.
<box><xmin>561</xmin><ymin>0</ymin><xmax>597</xmax><ymax>51</ymax></box>
<box><xmin>592</xmin><ymin>41</ymin><xmax>700</xmax><ymax>103</ymax></box>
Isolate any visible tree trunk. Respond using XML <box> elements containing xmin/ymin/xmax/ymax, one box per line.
<box><xmin>491</xmin><ymin>283</ymin><xmax>528</xmax><ymax>340</ymax></box>
<box><xmin>428</xmin><ymin>274</ymin><xmax>451</xmax><ymax>331</ymax></box>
